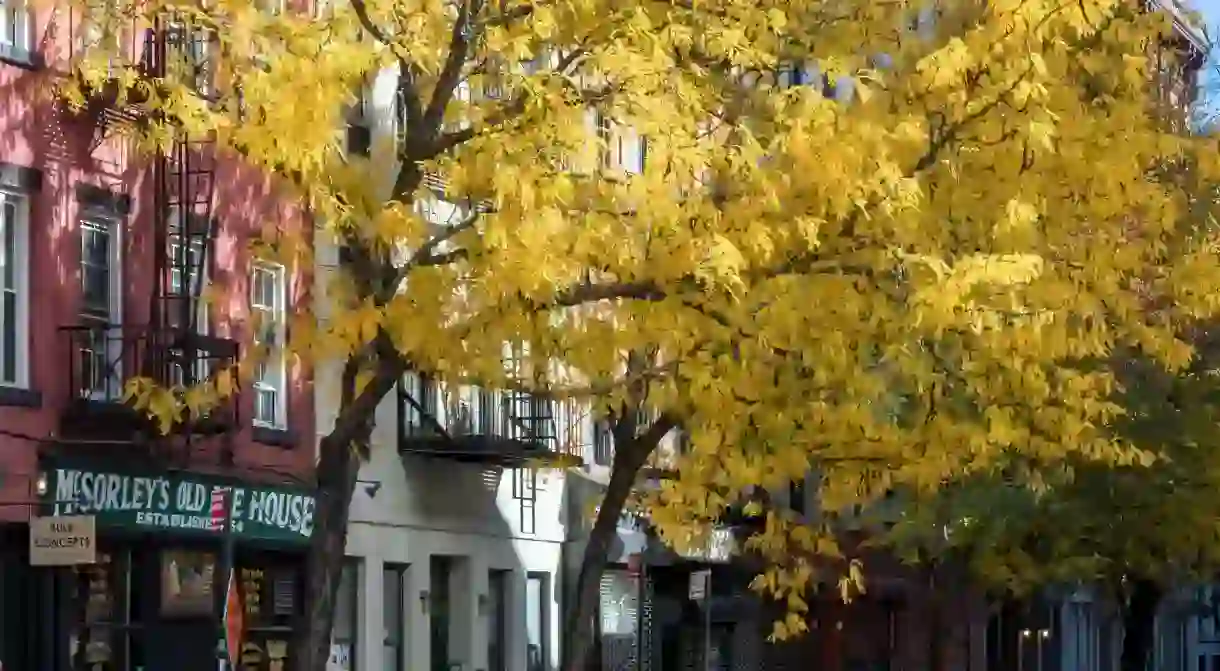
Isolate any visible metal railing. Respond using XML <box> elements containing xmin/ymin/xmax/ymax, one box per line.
<box><xmin>60</xmin><ymin>323</ymin><xmax>240</xmax><ymax>430</ymax></box>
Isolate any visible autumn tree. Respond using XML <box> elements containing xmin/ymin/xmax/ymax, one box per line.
<box><xmin>62</xmin><ymin>0</ymin><xmax>1220</xmax><ymax>668</ymax></box>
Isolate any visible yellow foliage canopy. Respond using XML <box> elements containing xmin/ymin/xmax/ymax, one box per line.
<box><xmin>63</xmin><ymin>0</ymin><xmax>1220</xmax><ymax>634</ymax></box>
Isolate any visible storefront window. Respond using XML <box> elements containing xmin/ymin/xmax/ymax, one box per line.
<box><xmin>72</xmin><ymin>547</ymin><xmax>147</xmax><ymax>671</ymax></box>
<box><xmin>237</xmin><ymin>554</ymin><xmax>303</xmax><ymax>671</ymax></box>
<box><xmin>160</xmin><ymin>549</ymin><xmax>216</xmax><ymax>617</ymax></box>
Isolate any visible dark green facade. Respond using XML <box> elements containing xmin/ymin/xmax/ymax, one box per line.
<box><xmin>41</xmin><ymin>458</ymin><xmax>315</xmax><ymax>545</ymax></box>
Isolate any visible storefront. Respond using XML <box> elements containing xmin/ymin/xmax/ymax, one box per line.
<box><xmin>36</xmin><ymin>455</ymin><xmax>315</xmax><ymax>671</ymax></box>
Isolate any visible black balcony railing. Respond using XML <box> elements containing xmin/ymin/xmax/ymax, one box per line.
<box><xmin>59</xmin><ymin>324</ymin><xmax>240</xmax><ymax>441</ymax></box>
<box><xmin>397</xmin><ymin>378</ymin><xmax>573</xmax><ymax>467</ymax></box>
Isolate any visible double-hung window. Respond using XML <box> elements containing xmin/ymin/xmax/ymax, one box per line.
<box><xmin>250</xmin><ymin>261</ymin><xmax>287</xmax><ymax>429</ymax></box>
<box><xmin>0</xmin><ymin>0</ymin><xmax>32</xmax><ymax>61</ymax></box>
<box><xmin>0</xmin><ymin>189</ymin><xmax>29</xmax><ymax>390</ymax></box>
<box><xmin>79</xmin><ymin>212</ymin><xmax>122</xmax><ymax>400</ymax></box>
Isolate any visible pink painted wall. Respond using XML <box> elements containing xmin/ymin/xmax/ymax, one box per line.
<box><xmin>0</xmin><ymin>9</ymin><xmax>316</xmax><ymax>522</ymax></box>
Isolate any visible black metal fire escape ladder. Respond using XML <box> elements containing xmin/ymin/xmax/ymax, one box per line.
<box><xmin>148</xmin><ymin>12</ymin><xmax>219</xmax><ymax>434</ymax></box>
<box><xmin>505</xmin><ymin>363</ymin><xmax>559</xmax><ymax>535</ymax></box>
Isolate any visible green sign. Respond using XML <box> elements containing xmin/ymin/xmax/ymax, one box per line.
<box><xmin>45</xmin><ymin>466</ymin><xmax>316</xmax><ymax>545</ymax></box>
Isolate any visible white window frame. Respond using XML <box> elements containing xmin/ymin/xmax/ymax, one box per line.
<box><xmin>0</xmin><ymin>0</ymin><xmax>33</xmax><ymax>56</ymax></box>
<box><xmin>250</xmin><ymin>260</ymin><xmax>287</xmax><ymax>429</ymax></box>
<box><xmin>0</xmin><ymin>188</ymin><xmax>30</xmax><ymax>389</ymax></box>
<box><xmin>79</xmin><ymin>212</ymin><xmax>123</xmax><ymax>401</ymax></box>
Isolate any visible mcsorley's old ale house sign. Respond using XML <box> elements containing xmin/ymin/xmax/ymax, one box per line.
<box><xmin>44</xmin><ymin>466</ymin><xmax>316</xmax><ymax>544</ymax></box>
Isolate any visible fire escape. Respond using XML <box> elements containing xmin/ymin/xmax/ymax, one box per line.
<box><xmin>59</xmin><ymin>11</ymin><xmax>240</xmax><ymax>461</ymax></box>
<box><xmin>396</xmin><ymin>352</ymin><xmax>576</xmax><ymax>534</ymax></box>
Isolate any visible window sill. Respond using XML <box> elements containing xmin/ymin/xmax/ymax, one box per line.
<box><xmin>252</xmin><ymin>426</ymin><xmax>295</xmax><ymax>448</ymax></box>
<box><xmin>0</xmin><ymin>386</ymin><xmax>42</xmax><ymax>408</ymax></box>
<box><xmin>0</xmin><ymin>45</ymin><xmax>44</xmax><ymax>71</ymax></box>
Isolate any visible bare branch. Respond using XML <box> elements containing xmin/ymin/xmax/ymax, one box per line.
<box><xmin>407</xmin><ymin>208</ymin><xmax>481</xmax><ymax>267</ymax></box>
<box><xmin>349</xmin><ymin>0</ymin><xmax>394</xmax><ymax>50</ymax></box>
<box><xmin>422</xmin><ymin>0</ymin><xmax>481</xmax><ymax>136</ymax></box>
<box><xmin>638</xmin><ymin>413</ymin><xmax>678</xmax><ymax>450</ymax></box>
<box><xmin>549</xmin><ymin>279</ymin><xmax>667</xmax><ymax>307</ymax></box>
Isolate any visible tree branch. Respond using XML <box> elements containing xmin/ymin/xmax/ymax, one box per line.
<box><xmin>422</xmin><ymin>0</ymin><xmax>481</xmax><ymax>136</ymax></box>
<box><xmin>429</xmin><ymin>46</ymin><xmax>589</xmax><ymax>155</ymax></box>
<box><xmin>406</xmin><ymin>208</ymin><xmax>481</xmax><ymax>268</ymax></box>
<box><xmin>321</xmin><ymin>357</ymin><xmax>403</xmax><ymax>452</ymax></box>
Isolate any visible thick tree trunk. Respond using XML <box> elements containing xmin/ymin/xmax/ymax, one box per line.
<box><xmin>292</xmin><ymin>424</ymin><xmax>366</xmax><ymax>671</ymax></box>
<box><xmin>1120</xmin><ymin>577</ymin><xmax>1163</xmax><ymax>671</ymax></box>
<box><xmin>291</xmin><ymin>354</ymin><xmax>388</xmax><ymax>671</ymax></box>
<box><xmin>925</xmin><ymin>562</ymin><xmax>944</xmax><ymax>671</ymax></box>
<box><xmin>562</xmin><ymin>443</ymin><xmax>649</xmax><ymax>671</ymax></box>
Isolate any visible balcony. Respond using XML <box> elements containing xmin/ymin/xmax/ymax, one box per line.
<box><xmin>59</xmin><ymin>324</ymin><xmax>240</xmax><ymax>442</ymax></box>
<box><xmin>396</xmin><ymin>380</ymin><xmax>578</xmax><ymax>468</ymax></box>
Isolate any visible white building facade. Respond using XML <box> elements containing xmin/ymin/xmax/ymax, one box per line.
<box><xmin>311</xmin><ymin>65</ymin><xmax>597</xmax><ymax>671</ymax></box>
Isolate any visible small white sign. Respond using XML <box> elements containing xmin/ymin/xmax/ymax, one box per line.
<box><xmin>30</xmin><ymin>515</ymin><xmax>96</xmax><ymax>566</ymax></box>
<box><xmin>688</xmin><ymin>569</ymin><xmax>711</xmax><ymax>602</ymax></box>
<box><xmin>326</xmin><ymin>643</ymin><xmax>351</xmax><ymax>671</ymax></box>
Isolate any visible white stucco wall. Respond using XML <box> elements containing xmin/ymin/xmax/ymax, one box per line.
<box><xmin>315</xmin><ymin>342</ymin><xmax>572</xmax><ymax>671</ymax></box>
<box><xmin>312</xmin><ymin>64</ymin><xmax>574</xmax><ymax>665</ymax></box>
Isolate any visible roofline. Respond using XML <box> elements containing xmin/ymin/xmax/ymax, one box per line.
<box><xmin>1154</xmin><ymin>0</ymin><xmax>1209</xmax><ymax>57</ymax></box>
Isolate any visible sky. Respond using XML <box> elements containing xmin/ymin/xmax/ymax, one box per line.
<box><xmin>1185</xmin><ymin>0</ymin><xmax>1220</xmax><ymax>117</ymax></box>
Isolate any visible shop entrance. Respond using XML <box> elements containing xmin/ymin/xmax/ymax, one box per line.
<box><xmin>67</xmin><ymin>541</ymin><xmax>302</xmax><ymax>671</ymax></box>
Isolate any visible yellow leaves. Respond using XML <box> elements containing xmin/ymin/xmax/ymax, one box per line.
<box><xmin>122</xmin><ymin>367</ymin><xmax>239</xmax><ymax>436</ymax></box>
<box><xmin>62</xmin><ymin>0</ymin><xmax>1220</xmax><ymax>642</ymax></box>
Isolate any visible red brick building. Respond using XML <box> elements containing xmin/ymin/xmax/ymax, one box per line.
<box><xmin>0</xmin><ymin>1</ymin><xmax>315</xmax><ymax>670</ymax></box>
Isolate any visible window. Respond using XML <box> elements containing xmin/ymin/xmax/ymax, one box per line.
<box><xmin>250</xmin><ymin>261</ymin><xmax>287</xmax><ymax>428</ymax></box>
<box><xmin>383</xmin><ymin>564</ymin><xmax>406</xmax><ymax>671</ymax></box>
<box><xmin>166</xmin><ymin>210</ymin><xmax>211</xmax><ymax>387</ymax></box>
<box><xmin>330</xmin><ymin>561</ymin><xmax>359</xmax><ymax>671</ymax></box>
<box><xmin>592</xmin><ymin>419</ymin><xmax>613</xmax><ymax>466</ymax></box>
<box><xmin>238</xmin><ymin>560</ymin><xmax>303</xmax><ymax>671</ymax></box>
<box><xmin>79</xmin><ymin>214</ymin><xmax>122</xmax><ymax>400</ymax></box>
<box><xmin>160</xmin><ymin>549</ymin><xmax>216</xmax><ymax>616</ymax></box>
<box><xmin>789</xmin><ymin>477</ymin><xmax>806</xmax><ymax>516</ymax></box>
<box><xmin>346</xmin><ymin>80</ymin><xmax>372</xmax><ymax>157</ymax></box>
<box><xmin>71</xmin><ymin>546</ymin><xmax>151</xmax><ymax>671</ymax></box>
<box><xmin>0</xmin><ymin>0</ymin><xmax>32</xmax><ymax>58</ymax></box>
<box><xmin>0</xmin><ymin>190</ymin><xmax>28</xmax><ymax>388</ymax></box>
<box><xmin>525</xmin><ymin>572</ymin><xmax>550</xmax><ymax>671</ymax></box>
<box><xmin>429</xmin><ymin>557</ymin><xmax>455</xmax><ymax>671</ymax></box>
<box><xmin>487</xmin><ymin>570</ymin><xmax>509</xmax><ymax>671</ymax></box>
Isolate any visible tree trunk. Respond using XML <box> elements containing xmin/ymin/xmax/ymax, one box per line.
<box><xmin>1120</xmin><ymin>577</ymin><xmax>1163</xmax><ymax>671</ymax></box>
<box><xmin>292</xmin><ymin>424</ymin><xmax>366</xmax><ymax>671</ymax></box>
<box><xmin>291</xmin><ymin>355</ymin><xmax>387</xmax><ymax>671</ymax></box>
<box><xmin>562</xmin><ymin>443</ymin><xmax>649</xmax><ymax>671</ymax></box>
<box><xmin>925</xmin><ymin>563</ymin><xmax>944</xmax><ymax>671</ymax></box>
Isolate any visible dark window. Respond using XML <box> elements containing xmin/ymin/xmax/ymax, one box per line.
<box><xmin>526</xmin><ymin>572</ymin><xmax>550</xmax><ymax>671</ymax></box>
<box><xmin>71</xmin><ymin>545</ymin><xmax>148</xmax><ymax>671</ymax></box>
<box><xmin>789</xmin><ymin>477</ymin><xmax>806</xmax><ymax>516</ymax></box>
<box><xmin>487</xmin><ymin>570</ymin><xmax>509</xmax><ymax>671</ymax></box>
<box><xmin>346</xmin><ymin>124</ymin><xmax>372</xmax><ymax>157</ymax></box>
<box><xmin>430</xmin><ymin>557</ymin><xmax>453</xmax><ymax>671</ymax></box>
<box><xmin>237</xmin><ymin>553</ymin><xmax>304</xmax><ymax>670</ymax></box>
<box><xmin>593</xmin><ymin>419</ymin><xmax>613</xmax><ymax>466</ymax></box>
<box><xmin>384</xmin><ymin>564</ymin><xmax>407</xmax><ymax>671</ymax></box>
